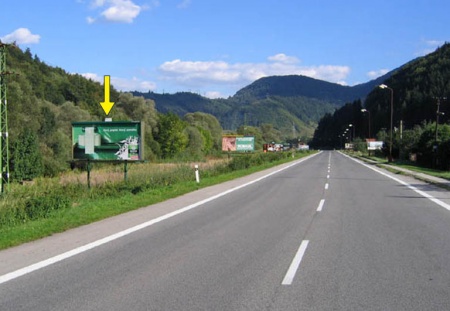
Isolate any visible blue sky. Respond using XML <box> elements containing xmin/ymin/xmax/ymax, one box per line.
<box><xmin>1</xmin><ymin>0</ymin><xmax>448</xmax><ymax>98</ymax></box>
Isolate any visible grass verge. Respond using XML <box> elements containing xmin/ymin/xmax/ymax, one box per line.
<box><xmin>0</xmin><ymin>151</ymin><xmax>315</xmax><ymax>250</ymax></box>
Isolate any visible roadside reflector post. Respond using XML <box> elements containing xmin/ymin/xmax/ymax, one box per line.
<box><xmin>195</xmin><ymin>164</ymin><xmax>200</xmax><ymax>183</ymax></box>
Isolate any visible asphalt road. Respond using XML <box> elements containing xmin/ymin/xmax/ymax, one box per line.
<box><xmin>1</xmin><ymin>151</ymin><xmax>450</xmax><ymax>310</ymax></box>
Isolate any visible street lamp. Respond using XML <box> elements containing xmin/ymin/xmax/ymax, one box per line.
<box><xmin>435</xmin><ymin>97</ymin><xmax>446</xmax><ymax>143</ymax></box>
<box><xmin>434</xmin><ymin>97</ymin><xmax>446</xmax><ymax>167</ymax></box>
<box><xmin>348</xmin><ymin>124</ymin><xmax>354</xmax><ymax>141</ymax></box>
<box><xmin>379</xmin><ymin>84</ymin><xmax>394</xmax><ymax>162</ymax></box>
<box><xmin>361</xmin><ymin>109</ymin><xmax>371</xmax><ymax>138</ymax></box>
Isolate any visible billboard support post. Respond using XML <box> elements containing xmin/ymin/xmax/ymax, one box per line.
<box><xmin>124</xmin><ymin>161</ymin><xmax>128</xmax><ymax>182</ymax></box>
<box><xmin>72</xmin><ymin>121</ymin><xmax>144</xmax><ymax>189</ymax></box>
<box><xmin>87</xmin><ymin>160</ymin><xmax>91</xmax><ymax>189</ymax></box>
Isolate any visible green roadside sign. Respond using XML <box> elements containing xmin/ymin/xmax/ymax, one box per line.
<box><xmin>72</xmin><ymin>121</ymin><xmax>143</xmax><ymax>161</ymax></box>
<box><xmin>236</xmin><ymin>137</ymin><xmax>255</xmax><ymax>152</ymax></box>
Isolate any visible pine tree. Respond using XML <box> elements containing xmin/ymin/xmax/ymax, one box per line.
<box><xmin>11</xmin><ymin>129</ymin><xmax>43</xmax><ymax>181</ymax></box>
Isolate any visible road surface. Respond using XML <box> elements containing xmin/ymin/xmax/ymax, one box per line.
<box><xmin>1</xmin><ymin>151</ymin><xmax>450</xmax><ymax>310</ymax></box>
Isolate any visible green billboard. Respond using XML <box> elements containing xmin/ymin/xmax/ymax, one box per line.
<box><xmin>222</xmin><ymin>136</ymin><xmax>255</xmax><ymax>152</ymax></box>
<box><xmin>72</xmin><ymin>121</ymin><xmax>143</xmax><ymax>161</ymax></box>
<box><xmin>236</xmin><ymin>136</ymin><xmax>255</xmax><ymax>151</ymax></box>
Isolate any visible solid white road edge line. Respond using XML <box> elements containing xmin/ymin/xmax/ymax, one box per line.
<box><xmin>282</xmin><ymin>240</ymin><xmax>310</xmax><ymax>285</ymax></box>
<box><xmin>0</xmin><ymin>152</ymin><xmax>321</xmax><ymax>286</ymax></box>
<box><xmin>341</xmin><ymin>152</ymin><xmax>450</xmax><ymax>211</ymax></box>
<box><xmin>317</xmin><ymin>199</ymin><xmax>325</xmax><ymax>212</ymax></box>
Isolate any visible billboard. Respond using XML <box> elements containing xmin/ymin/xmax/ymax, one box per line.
<box><xmin>368</xmin><ymin>141</ymin><xmax>383</xmax><ymax>150</ymax></box>
<box><xmin>222</xmin><ymin>136</ymin><xmax>255</xmax><ymax>152</ymax></box>
<box><xmin>72</xmin><ymin>121</ymin><xmax>143</xmax><ymax>161</ymax></box>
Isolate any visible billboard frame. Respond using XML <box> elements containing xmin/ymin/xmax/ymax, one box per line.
<box><xmin>71</xmin><ymin>121</ymin><xmax>145</xmax><ymax>188</ymax></box>
<box><xmin>72</xmin><ymin>121</ymin><xmax>144</xmax><ymax>162</ymax></box>
<box><xmin>221</xmin><ymin>135</ymin><xmax>255</xmax><ymax>152</ymax></box>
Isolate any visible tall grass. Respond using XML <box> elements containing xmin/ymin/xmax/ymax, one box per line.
<box><xmin>0</xmin><ymin>151</ymin><xmax>314</xmax><ymax>248</ymax></box>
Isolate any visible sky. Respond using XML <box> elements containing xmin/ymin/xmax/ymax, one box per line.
<box><xmin>1</xmin><ymin>0</ymin><xmax>449</xmax><ymax>99</ymax></box>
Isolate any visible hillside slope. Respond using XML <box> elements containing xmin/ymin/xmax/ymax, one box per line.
<box><xmin>311</xmin><ymin>43</ymin><xmax>450</xmax><ymax>149</ymax></box>
<box><xmin>134</xmin><ymin>73</ymin><xmax>392</xmax><ymax>138</ymax></box>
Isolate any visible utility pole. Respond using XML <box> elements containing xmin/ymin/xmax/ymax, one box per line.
<box><xmin>292</xmin><ymin>122</ymin><xmax>296</xmax><ymax>138</ymax></box>
<box><xmin>435</xmin><ymin>97</ymin><xmax>446</xmax><ymax>142</ymax></box>
<box><xmin>0</xmin><ymin>43</ymin><xmax>11</xmax><ymax>193</ymax></box>
<box><xmin>434</xmin><ymin>97</ymin><xmax>447</xmax><ymax>168</ymax></box>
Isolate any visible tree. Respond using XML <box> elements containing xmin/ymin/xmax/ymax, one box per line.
<box><xmin>184</xmin><ymin>112</ymin><xmax>222</xmax><ymax>150</ymax></box>
<box><xmin>183</xmin><ymin>126</ymin><xmax>205</xmax><ymax>159</ymax></box>
<box><xmin>417</xmin><ymin>122</ymin><xmax>450</xmax><ymax>168</ymax></box>
<box><xmin>11</xmin><ymin>129</ymin><xmax>43</xmax><ymax>181</ymax></box>
<box><xmin>260</xmin><ymin>123</ymin><xmax>281</xmax><ymax>143</ymax></box>
<box><xmin>117</xmin><ymin>93</ymin><xmax>160</xmax><ymax>160</ymax></box>
<box><xmin>156</xmin><ymin>112</ymin><xmax>188</xmax><ymax>158</ymax></box>
<box><xmin>237</xmin><ymin>125</ymin><xmax>262</xmax><ymax>150</ymax></box>
<box><xmin>38</xmin><ymin>105</ymin><xmax>57</xmax><ymax>136</ymax></box>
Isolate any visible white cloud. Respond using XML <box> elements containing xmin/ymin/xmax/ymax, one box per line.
<box><xmin>112</xmin><ymin>76</ymin><xmax>157</xmax><ymax>92</ymax></box>
<box><xmin>204</xmin><ymin>91</ymin><xmax>224</xmax><ymax>99</ymax></box>
<box><xmin>81</xmin><ymin>72</ymin><xmax>102</xmax><ymax>82</ymax></box>
<box><xmin>0</xmin><ymin>28</ymin><xmax>40</xmax><ymax>45</ymax></box>
<box><xmin>367</xmin><ymin>69</ymin><xmax>389</xmax><ymax>80</ymax></box>
<box><xmin>415</xmin><ymin>39</ymin><xmax>445</xmax><ymax>57</ymax></box>
<box><xmin>426</xmin><ymin>40</ymin><xmax>444</xmax><ymax>46</ymax></box>
<box><xmin>86</xmin><ymin>0</ymin><xmax>148</xmax><ymax>23</ymax></box>
<box><xmin>80</xmin><ymin>73</ymin><xmax>156</xmax><ymax>92</ymax></box>
<box><xmin>158</xmin><ymin>54</ymin><xmax>350</xmax><ymax>90</ymax></box>
<box><xmin>102</xmin><ymin>1</ymin><xmax>141</xmax><ymax>23</ymax></box>
<box><xmin>177</xmin><ymin>0</ymin><xmax>191</xmax><ymax>9</ymax></box>
<box><xmin>268</xmin><ymin>53</ymin><xmax>300</xmax><ymax>64</ymax></box>
<box><xmin>91</xmin><ymin>0</ymin><xmax>107</xmax><ymax>7</ymax></box>
<box><xmin>86</xmin><ymin>16</ymin><xmax>96</xmax><ymax>24</ymax></box>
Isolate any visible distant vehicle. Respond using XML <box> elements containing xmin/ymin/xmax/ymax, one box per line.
<box><xmin>297</xmin><ymin>144</ymin><xmax>310</xmax><ymax>151</ymax></box>
<box><xmin>263</xmin><ymin>143</ymin><xmax>292</xmax><ymax>152</ymax></box>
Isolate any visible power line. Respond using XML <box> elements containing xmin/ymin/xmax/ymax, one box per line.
<box><xmin>0</xmin><ymin>43</ymin><xmax>13</xmax><ymax>193</ymax></box>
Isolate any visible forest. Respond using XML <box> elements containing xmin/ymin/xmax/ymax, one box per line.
<box><xmin>311</xmin><ymin>43</ymin><xmax>450</xmax><ymax>169</ymax></box>
<box><xmin>1</xmin><ymin>43</ymin><xmax>287</xmax><ymax>182</ymax></box>
<box><xmin>134</xmin><ymin>73</ymin><xmax>390</xmax><ymax>138</ymax></box>
<box><xmin>4</xmin><ymin>41</ymin><xmax>450</xmax><ymax>182</ymax></box>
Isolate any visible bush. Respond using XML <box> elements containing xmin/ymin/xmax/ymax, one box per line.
<box><xmin>0</xmin><ymin>153</ymin><xmax>311</xmax><ymax>228</ymax></box>
<box><xmin>24</xmin><ymin>192</ymin><xmax>70</xmax><ymax>220</ymax></box>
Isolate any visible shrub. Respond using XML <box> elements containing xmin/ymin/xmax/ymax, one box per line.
<box><xmin>24</xmin><ymin>191</ymin><xmax>70</xmax><ymax>220</ymax></box>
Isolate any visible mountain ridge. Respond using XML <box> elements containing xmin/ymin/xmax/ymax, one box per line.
<box><xmin>133</xmin><ymin>72</ymin><xmax>393</xmax><ymax>138</ymax></box>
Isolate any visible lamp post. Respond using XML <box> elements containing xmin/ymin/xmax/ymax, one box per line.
<box><xmin>348</xmin><ymin>124</ymin><xmax>354</xmax><ymax>141</ymax></box>
<box><xmin>435</xmin><ymin>98</ymin><xmax>445</xmax><ymax>143</ymax></box>
<box><xmin>361</xmin><ymin>108</ymin><xmax>371</xmax><ymax>138</ymax></box>
<box><xmin>434</xmin><ymin>97</ymin><xmax>446</xmax><ymax>168</ymax></box>
<box><xmin>379</xmin><ymin>84</ymin><xmax>394</xmax><ymax>162</ymax></box>
<box><xmin>343</xmin><ymin>129</ymin><xmax>349</xmax><ymax>149</ymax></box>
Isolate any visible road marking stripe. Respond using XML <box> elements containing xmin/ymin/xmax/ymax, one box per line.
<box><xmin>282</xmin><ymin>240</ymin><xmax>309</xmax><ymax>285</ymax></box>
<box><xmin>0</xmin><ymin>153</ymin><xmax>321</xmax><ymax>285</ymax></box>
<box><xmin>317</xmin><ymin>199</ymin><xmax>325</xmax><ymax>212</ymax></box>
<box><xmin>341</xmin><ymin>152</ymin><xmax>450</xmax><ymax>211</ymax></box>
<box><xmin>325</xmin><ymin>183</ymin><xmax>329</xmax><ymax>189</ymax></box>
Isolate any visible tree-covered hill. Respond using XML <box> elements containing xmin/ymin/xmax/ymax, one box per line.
<box><xmin>364</xmin><ymin>43</ymin><xmax>450</xmax><ymax>129</ymax></box>
<box><xmin>2</xmin><ymin>45</ymin><xmax>160</xmax><ymax>179</ymax></box>
<box><xmin>8</xmin><ymin>38</ymin><xmax>444</xmax><ymax>179</ymax></box>
<box><xmin>311</xmin><ymin>43</ymin><xmax>450</xmax><ymax>163</ymax></box>
<box><xmin>131</xmin><ymin>91</ymin><xmax>232</xmax><ymax>118</ymax></box>
<box><xmin>134</xmin><ymin>73</ymin><xmax>392</xmax><ymax>139</ymax></box>
<box><xmin>231</xmin><ymin>74</ymin><xmax>389</xmax><ymax>106</ymax></box>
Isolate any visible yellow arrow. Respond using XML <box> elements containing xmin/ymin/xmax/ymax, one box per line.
<box><xmin>100</xmin><ymin>75</ymin><xmax>115</xmax><ymax>115</ymax></box>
